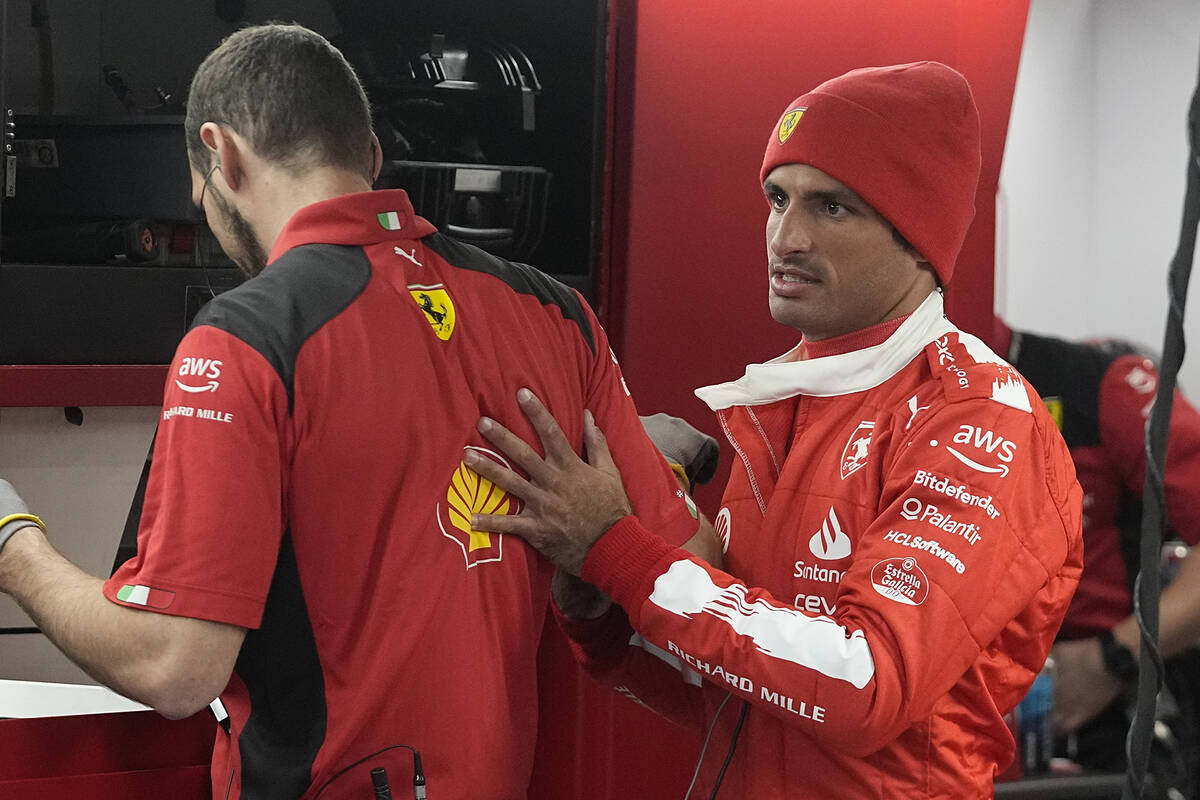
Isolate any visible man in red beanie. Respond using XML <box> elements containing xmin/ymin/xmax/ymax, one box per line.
<box><xmin>467</xmin><ymin>62</ymin><xmax>1084</xmax><ymax>797</ymax></box>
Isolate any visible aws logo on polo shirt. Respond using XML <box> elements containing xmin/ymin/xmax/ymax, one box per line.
<box><xmin>438</xmin><ymin>446</ymin><xmax>521</xmax><ymax>568</ymax></box>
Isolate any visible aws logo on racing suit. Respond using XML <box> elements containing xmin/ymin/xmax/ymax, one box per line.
<box><xmin>931</xmin><ymin>424</ymin><xmax>1018</xmax><ymax>478</ymax></box>
<box><xmin>175</xmin><ymin>357</ymin><xmax>222</xmax><ymax>394</ymax></box>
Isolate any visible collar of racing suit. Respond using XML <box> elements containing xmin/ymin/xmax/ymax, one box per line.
<box><xmin>694</xmin><ymin>290</ymin><xmax>956</xmax><ymax>410</ymax></box>
<box><xmin>802</xmin><ymin>313</ymin><xmax>909</xmax><ymax>359</ymax></box>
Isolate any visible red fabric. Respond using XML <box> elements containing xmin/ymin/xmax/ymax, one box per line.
<box><xmin>570</xmin><ymin>302</ymin><xmax>1082</xmax><ymax>797</ymax></box>
<box><xmin>803</xmin><ymin>313</ymin><xmax>909</xmax><ymax>359</ymax></box>
<box><xmin>759</xmin><ymin>62</ymin><xmax>981</xmax><ymax>286</ymax></box>
<box><xmin>104</xmin><ymin>190</ymin><xmax>700</xmax><ymax>799</ymax></box>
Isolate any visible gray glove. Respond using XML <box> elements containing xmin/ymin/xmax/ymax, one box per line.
<box><xmin>639</xmin><ymin>413</ymin><xmax>720</xmax><ymax>491</ymax></box>
<box><xmin>0</xmin><ymin>479</ymin><xmax>45</xmax><ymax>554</ymax></box>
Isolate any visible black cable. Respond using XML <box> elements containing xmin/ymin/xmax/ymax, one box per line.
<box><xmin>311</xmin><ymin>743</ymin><xmax>425</xmax><ymax>799</ymax></box>
<box><xmin>1121</xmin><ymin>34</ymin><xmax>1200</xmax><ymax>800</ymax></box>
<box><xmin>707</xmin><ymin>700</ymin><xmax>749</xmax><ymax>800</ymax></box>
<box><xmin>682</xmin><ymin>693</ymin><xmax>732</xmax><ymax>800</ymax></box>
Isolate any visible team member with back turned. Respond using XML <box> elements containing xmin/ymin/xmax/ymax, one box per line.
<box><xmin>0</xmin><ymin>23</ymin><xmax>715</xmax><ymax>799</ymax></box>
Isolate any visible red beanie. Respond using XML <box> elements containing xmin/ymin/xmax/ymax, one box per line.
<box><xmin>759</xmin><ymin>61</ymin><xmax>981</xmax><ymax>285</ymax></box>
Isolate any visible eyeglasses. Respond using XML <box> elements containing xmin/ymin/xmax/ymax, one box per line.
<box><xmin>194</xmin><ymin>162</ymin><xmax>221</xmax><ymax>224</ymax></box>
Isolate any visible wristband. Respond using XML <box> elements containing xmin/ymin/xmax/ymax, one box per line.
<box><xmin>0</xmin><ymin>513</ymin><xmax>46</xmax><ymax>531</ymax></box>
<box><xmin>1098</xmin><ymin>629</ymin><xmax>1138</xmax><ymax>685</ymax></box>
<box><xmin>0</xmin><ymin>513</ymin><xmax>46</xmax><ymax>554</ymax></box>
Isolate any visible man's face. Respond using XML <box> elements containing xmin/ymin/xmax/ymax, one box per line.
<box><xmin>763</xmin><ymin>163</ymin><xmax>935</xmax><ymax>341</ymax></box>
<box><xmin>191</xmin><ymin>165</ymin><xmax>268</xmax><ymax>278</ymax></box>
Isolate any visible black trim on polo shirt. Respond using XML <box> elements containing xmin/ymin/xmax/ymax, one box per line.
<box><xmin>422</xmin><ymin>232</ymin><xmax>596</xmax><ymax>356</ymax></box>
<box><xmin>1012</xmin><ymin>332</ymin><xmax>1136</xmax><ymax>449</ymax></box>
<box><xmin>235</xmin><ymin>531</ymin><xmax>327</xmax><ymax>799</ymax></box>
<box><xmin>191</xmin><ymin>244</ymin><xmax>372</xmax><ymax>410</ymax></box>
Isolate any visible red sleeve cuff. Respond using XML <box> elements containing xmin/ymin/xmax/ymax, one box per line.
<box><xmin>553</xmin><ymin>601</ymin><xmax>636</xmax><ymax>672</ymax></box>
<box><xmin>580</xmin><ymin>515</ymin><xmax>689</xmax><ymax>628</ymax></box>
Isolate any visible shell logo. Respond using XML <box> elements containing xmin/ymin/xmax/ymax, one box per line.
<box><xmin>438</xmin><ymin>446</ymin><xmax>520</xmax><ymax>567</ymax></box>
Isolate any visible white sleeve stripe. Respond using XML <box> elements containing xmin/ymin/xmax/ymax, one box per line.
<box><xmin>628</xmin><ymin>633</ymin><xmax>704</xmax><ymax>686</ymax></box>
<box><xmin>648</xmin><ymin>559</ymin><xmax>876</xmax><ymax>689</ymax></box>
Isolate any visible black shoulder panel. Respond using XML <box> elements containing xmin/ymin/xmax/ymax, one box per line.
<box><xmin>191</xmin><ymin>245</ymin><xmax>372</xmax><ymax>408</ymax></box>
<box><xmin>235</xmin><ymin>532</ymin><xmax>327</xmax><ymax>798</ymax></box>
<box><xmin>1013</xmin><ymin>332</ymin><xmax>1133</xmax><ymax>449</ymax></box>
<box><xmin>422</xmin><ymin>232</ymin><xmax>595</xmax><ymax>355</ymax></box>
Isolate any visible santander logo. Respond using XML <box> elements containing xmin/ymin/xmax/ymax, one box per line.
<box><xmin>809</xmin><ymin>506</ymin><xmax>852</xmax><ymax>560</ymax></box>
<box><xmin>714</xmin><ymin>507</ymin><xmax>731</xmax><ymax>554</ymax></box>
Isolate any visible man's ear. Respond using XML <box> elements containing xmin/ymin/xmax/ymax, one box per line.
<box><xmin>369</xmin><ymin>131</ymin><xmax>384</xmax><ymax>184</ymax></box>
<box><xmin>198</xmin><ymin>121</ymin><xmax>245</xmax><ymax>192</ymax></box>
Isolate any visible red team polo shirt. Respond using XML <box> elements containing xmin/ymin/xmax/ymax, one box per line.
<box><xmin>1009</xmin><ymin>332</ymin><xmax>1200</xmax><ymax>637</ymax></box>
<box><xmin>103</xmin><ymin>190</ymin><xmax>700</xmax><ymax>799</ymax></box>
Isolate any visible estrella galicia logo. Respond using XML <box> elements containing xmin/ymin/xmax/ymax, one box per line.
<box><xmin>174</xmin><ymin>356</ymin><xmax>222</xmax><ymax>394</ymax></box>
<box><xmin>870</xmin><ymin>557</ymin><xmax>929</xmax><ymax>606</ymax></box>
<box><xmin>438</xmin><ymin>446</ymin><xmax>521</xmax><ymax>568</ymax></box>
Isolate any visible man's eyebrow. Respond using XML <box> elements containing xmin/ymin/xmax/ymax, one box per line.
<box><xmin>761</xmin><ymin>180</ymin><xmax>865</xmax><ymax>207</ymax></box>
<box><xmin>800</xmin><ymin>187</ymin><xmax>864</xmax><ymax>206</ymax></box>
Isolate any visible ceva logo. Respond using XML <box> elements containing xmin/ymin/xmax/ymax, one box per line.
<box><xmin>175</xmin><ymin>357</ymin><xmax>222</xmax><ymax>394</ymax></box>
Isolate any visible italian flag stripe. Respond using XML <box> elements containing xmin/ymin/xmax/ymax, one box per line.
<box><xmin>377</xmin><ymin>211</ymin><xmax>402</xmax><ymax>230</ymax></box>
<box><xmin>117</xmin><ymin>584</ymin><xmax>150</xmax><ymax>605</ymax></box>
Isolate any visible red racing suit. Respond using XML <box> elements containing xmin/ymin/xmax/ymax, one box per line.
<box><xmin>560</xmin><ymin>292</ymin><xmax>1084</xmax><ymax>798</ymax></box>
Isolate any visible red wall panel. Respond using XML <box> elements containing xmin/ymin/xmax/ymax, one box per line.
<box><xmin>533</xmin><ymin>3</ymin><xmax>1029</xmax><ymax>800</ymax></box>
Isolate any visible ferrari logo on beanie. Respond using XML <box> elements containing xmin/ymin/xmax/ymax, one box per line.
<box><xmin>778</xmin><ymin>108</ymin><xmax>807</xmax><ymax>144</ymax></box>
